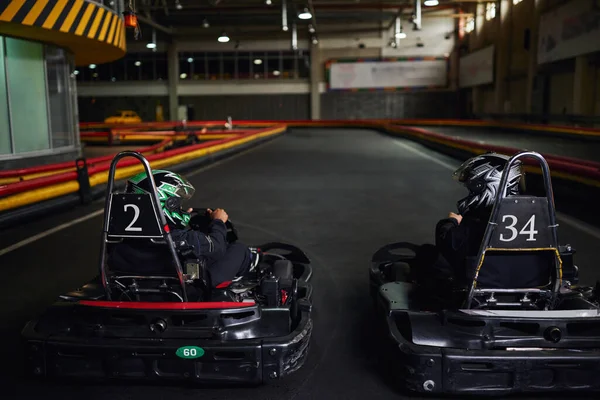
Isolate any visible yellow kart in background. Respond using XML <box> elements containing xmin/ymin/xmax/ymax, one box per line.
<box><xmin>104</xmin><ymin>110</ymin><xmax>142</xmax><ymax>124</ymax></box>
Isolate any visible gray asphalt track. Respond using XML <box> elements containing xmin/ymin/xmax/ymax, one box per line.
<box><xmin>1</xmin><ymin>128</ymin><xmax>598</xmax><ymax>399</ymax></box>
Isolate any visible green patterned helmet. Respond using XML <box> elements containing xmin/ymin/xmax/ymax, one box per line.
<box><xmin>126</xmin><ymin>170</ymin><xmax>195</xmax><ymax>229</ymax></box>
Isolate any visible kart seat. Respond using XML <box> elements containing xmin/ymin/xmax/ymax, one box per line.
<box><xmin>106</xmin><ymin>238</ymin><xmax>211</xmax><ymax>301</ymax></box>
<box><xmin>468</xmin><ymin>251</ymin><xmax>555</xmax><ymax>290</ymax></box>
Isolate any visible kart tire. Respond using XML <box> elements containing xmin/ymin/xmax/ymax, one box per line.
<box><xmin>273</xmin><ymin>260</ymin><xmax>294</xmax><ymax>280</ymax></box>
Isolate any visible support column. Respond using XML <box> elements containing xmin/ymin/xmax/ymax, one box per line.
<box><xmin>526</xmin><ymin>0</ymin><xmax>541</xmax><ymax>114</ymax></box>
<box><xmin>494</xmin><ymin>0</ymin><xmax>511</xmax><ymax>113</ymax></box>
<box><xmin>573</xmin><ymin>55</ymin><xmax>595</xmax><ymax>115</ymax></box>
<box><xmin>310</xmin><ymin>43</ymin><xmax>321</xmax><ymax>120</ymax></box>
<box><xmin>167</xmin><ymin>42</ymin><xmax>179</xmax><ymax>121</ymax></box>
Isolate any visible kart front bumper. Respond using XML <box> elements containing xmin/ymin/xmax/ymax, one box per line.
<box><xmin>387</xmin><ymin>317</ymin><xmax>600</xmax><ymax>395</ymax></box>
<box><xmin>22</xmin><ymin>317</ymin><xmax>312</xmax><ymax>385</ymax></box>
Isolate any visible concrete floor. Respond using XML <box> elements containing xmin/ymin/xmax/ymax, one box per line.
<box><xmin>1</xmin><ymin>129</ymin><xmax>598</xmax><ymax>399</ymax></box>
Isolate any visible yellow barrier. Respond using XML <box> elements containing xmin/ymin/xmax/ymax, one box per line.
<box><xmin>0</xmin><ymin>127</ymin><xmax>284</xmax><ymax>213</ymax></box>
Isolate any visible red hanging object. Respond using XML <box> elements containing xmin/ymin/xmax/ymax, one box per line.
<box><xmin>123</xmin><ymin>11</ymin><xmax>137</xmax><ymax>28</ymax></box>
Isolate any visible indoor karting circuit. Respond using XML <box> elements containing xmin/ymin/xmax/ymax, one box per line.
<box><xmin>2</xmin><ymin>128</ymin><xmax>600</xmax><ymax>399</ymax></box>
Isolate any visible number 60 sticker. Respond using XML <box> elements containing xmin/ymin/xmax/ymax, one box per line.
<box><xmin>176</xmin><ymin>346</ymin><xmax>205</xmax><ymax>359</ymax></box>
<box><xmin>499</xmin><ymin>214</ymin><xmax>538</xmax><ymax>242</ymax></box>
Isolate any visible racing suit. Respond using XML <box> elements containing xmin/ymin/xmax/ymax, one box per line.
<box><xmin>108</xmin><ymin>218</ymin><xmax>252</xmax><ymax>286</ymax></box>
<box><xmin>435</xmin><ymin>213</ymin><xmax>553</xmax><ymax>288</ymax></box>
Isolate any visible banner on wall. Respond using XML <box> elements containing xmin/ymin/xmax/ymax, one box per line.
<box><xmin>459</xmin><ymin>45</ymin><xmax>495</xmax><ymax>88</ymax></box>
<box><xmin>538</xmin><ymin>0</ymin><xmax>600</xmax><ymax>65</ymax></box>
<box><xmin>326</xmin><ymin>57</ymin><xmax>448</xmax><ymax>91</ymax></box>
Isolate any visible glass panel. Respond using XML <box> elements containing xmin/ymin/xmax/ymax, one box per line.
<box><xmin>237</xmin><ymin>53</ymin><xmax>251</xmax><ymax>79</ymax></box>
<box><xmin>282</xmin><ymin>53</ymin><xmax>295</xmax><ymax>79</ymax></box>
<box><xmin>207</xmin><ymin>52</ymin><xmax>220</xmax><ymax>80</ymax></box>
<box><xmin>46</xmin><ymin>45</ymin><xmax>73</xmax><ymax>148</ymax></box>
<box><xmin>266</xmin><ymin>51</ymin><xmax>280</xmax><ymax>79</ymax></box>
<box><xmin>0</xmin><ymin>38</ymin><xmax>11</xmax><ymax>154</ymax></box>
<box><xmin>5</xmin><ymin>37</ymin><xmax>50</xmax><ymax>153</ymax></box>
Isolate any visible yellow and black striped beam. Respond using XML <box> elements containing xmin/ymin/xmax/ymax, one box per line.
<box><xmin>0</xmin><ymin>0</ymin><xmax>126</xmax><ymax>66</ymax></box>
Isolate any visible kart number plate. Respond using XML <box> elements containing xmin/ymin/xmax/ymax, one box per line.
<box><xmin>176</xmin><ymin>346</ymin><xmax>205</xmax><ymax>359</ymax></box>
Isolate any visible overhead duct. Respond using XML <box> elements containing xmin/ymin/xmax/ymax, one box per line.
<box><xmin>413</xmin><ymin>0</ymin><xmax>422</xmax><ymax>30</ymax></box>
<box><xmin>394</xmin><ymin>16</ymin><xmax>400</xmax><ymax>47</ymax></box>
<box><xmin>282</xmin><ymin>0</ymin><xmax>289</xmax><ymax>31</ymax></box>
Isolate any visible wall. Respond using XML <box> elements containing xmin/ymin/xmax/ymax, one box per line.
<box><xmin>321</xmin><ymin>90</ymin><xmax>458</xmax><ymax>120</ymax></box>
<box><xmin>548</xmin><ymin>71</ymin><xmax>574</xmax><ymax>114</ymax></box>
<box><xmin>316</xmin><ymin>9</ymin><xmax>457</xmax><ymax>120</ymax></box>
<box><xmin>460</xmin><ymin>0</ymin><xmax>600</xmax><ymax>118</ymax></box>
<box><xmin>180</xmin><ymin>94</ymin><xmax>309</xmax><ymax>120</ymax></box>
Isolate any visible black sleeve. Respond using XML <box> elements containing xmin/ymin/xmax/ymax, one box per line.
<box><xmin>180</xmin><ymin>220</ymin><xmax>228</xmax><ymax>262</ymax></box>
<box><xmin>435</xmin><ymin>217</ymin><xmax>467</xmax><ymax>260</ymax></box>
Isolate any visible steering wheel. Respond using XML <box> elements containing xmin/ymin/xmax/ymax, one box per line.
<box><xmin>189</xmin><ymin>207</ymin><xmax>239</xmax><ymax>243</ymax></box>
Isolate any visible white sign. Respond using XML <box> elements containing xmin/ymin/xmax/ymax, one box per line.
<box><xmin>459</xmin><ymin>45</ymin><xmax>494</xmax><ymax>88</ymax></box>
<box><xmin>538</xmin><ymin>0</ymin><xmax>600</xmax><ymax>65</ymax></box>
<box><xmin>328</xmin><ymin>59</ymin><xmax>447</xmax><ymax>90</ymax></box>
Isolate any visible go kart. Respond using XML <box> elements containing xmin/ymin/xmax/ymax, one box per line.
<box><xmin>21</xmin><ymin>151</ymin><xmax>313</xmax><ymax>385</ymax></box>
<box><xmin>370</xmin><ymin>151</ymin><xmax>600</xmax><ymax>395</ymax></box>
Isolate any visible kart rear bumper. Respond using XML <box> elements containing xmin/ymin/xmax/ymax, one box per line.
<box><xmin>22</xmin><ymin>316</ymin><xmax>312</xmax><ymax>385</ymax></box>
<box><xmin>387</xmin><ymin>317</ymin><xmax>600</xmax><ymax>394</ymax></box>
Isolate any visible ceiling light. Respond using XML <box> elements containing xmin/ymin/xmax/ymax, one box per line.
<box><xmin>254</xmin><ymin>59</ymin><xmax>263</xmax><ymax>65</ymax></box>
<box><xmin>308</xmin><ymin>24</ymin><xmax>315</xmax><ymax>33</ymax></box>
<box><xmin>218</xmin><ymin>32</ymin><xmax>230</xmax><ymax>43</ymax></box>
<box><xmin>180</xmin><ymin>73</ymin><xmax>188</xmax><ymax>79</ymax></box>
<box><xmin>298</xmin><ymin>7</ymin><xmax>312</xmax><ymax>20</ymax></box>
<box><xmin>311</xmin><ymin>36</ymin><xmax>318</xmax><ymax>45</ymax></box>
<box><xmin>202</xmin><ymin>19</ymin><xmax>209</xmax><ymax>28</ymax></box>
<box><xmin>187</xmin><ymin>57</ymin><xmax>193</xmax><ymax>63</ymax></box>
<box><xmin>111</xmin><ymin>77</ymin><xmax>116</xmax><ymax>82</ymax></box>
<box><xmin>273</xmin><ymin>70</ymin><xmax>281</xmax><ymax>76</ymax></box>
<box><xmin>424</xmin><ymin>0</ymin><xmax>439</xmax><ymax>6</ymax></box>
<box><xmin>73</xmin><ymin>70</ymin><xmax>79</xmax><ymax>75</ymax></box>
<box><xmin>146</xmin><ymin>42</ymin><xmax>156</xmax><ymax>49</ymax></box>
<box><xmin>134</xmin><ymin>61</ymin><xmax>141</xmax><ymax>66</ymax></box>
<box><xmin>175</xmin><ymin>0</ymin><xmax>182</xmax><ymax>10</ymax></box>
<box><xmin>395</xmin><ymin>31</ymin><xmax>407</xmax><ymax>39</ymax></box>
<box><xmin>89</xmin><ymin>64</ymin><xmax>96</xmax><ymax>69</ymax></box>
<box><xmin>265</xmin><ymin>0</ymin><xmax>272</xmax><ymax>4</ymax></box>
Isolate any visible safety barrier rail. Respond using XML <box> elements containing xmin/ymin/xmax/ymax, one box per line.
<box><xmin>2</xmin><ymin>118</ymin><xmax>598</xmax><ymax>228</ymax></box>
<box><xmin>473</xmin><ymin>113</ymin><xmax>600</xmax><ymax>129</ymax></box>
<box><xmin>0</xmin><ymin>139</ymin><xmax>172</xmax><ymax>184</ymax></box>
<box><xmin>0</xmin><ymin>125</ymin><xmax>285</xmax><ymax>217</ymax></box>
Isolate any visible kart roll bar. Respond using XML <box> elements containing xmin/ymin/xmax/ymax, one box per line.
<box><xmin>98</xmin><ymin>151</ymin><xmax>188</xmax><ymax>301</ymax></box>
<box><xmin>466</xmin><ymin>151</ymin><xmax>560</xmax><ymax>309</ymax></box>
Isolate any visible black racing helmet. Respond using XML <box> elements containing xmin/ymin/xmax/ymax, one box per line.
<box><xmin>126</xmin><ymin>170</ymin><xmax>195</xmax><ymax>229</ymax></box>
<box><xmin>453</xmin><ymin>152</ymin><xmax>524</xmax><ymax>216</ymax></box>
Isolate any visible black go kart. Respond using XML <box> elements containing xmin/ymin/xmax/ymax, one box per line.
<box><xmin>370</xmin><ymin>151</ymin><xmax>600</xmax><ymax>396</ymax></box>
<box><xmin>22</xmin><ymin>151</ymin><xmax>313</xmax><ymax>385</ymax></box>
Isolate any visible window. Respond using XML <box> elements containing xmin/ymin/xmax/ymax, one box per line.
<box><xmin>485</xmin><ymin>2</ymin><xmax>496</xmax><ymax>21</ymax></box>
<box><xmin>465</xmin><ymin>16</ymin><xmax>475</xmax><ymax>33</ymax></box>
<box><xmin>0</xmin><ymin>38</ymin><xmax>10</xmax><ymax>155</ymax></box>
<box><xmin>5</xmin><ymin>37</ymin><xmax>50</xmax><ymax>153</ymax></box>
<box><xmin>0</xmin><ymin>36</ymin><xmax>77</xmax><ymax>159</ymax></box>
<box><xmin>46</xmin><ymin>46</ymin><xmax>74</xmax><ymax>148</ymax></box>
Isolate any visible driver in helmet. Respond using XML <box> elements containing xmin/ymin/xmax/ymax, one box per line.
<box><xmin>108</xmin><ymin>170</ymin><xmax>259</xmax><ymax>287</ymax></box>
<box><xmin>434</xmin><ymin>153</ymin><xmax>527</xmax><ymax>285</ymax></box>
